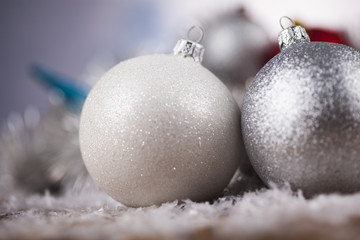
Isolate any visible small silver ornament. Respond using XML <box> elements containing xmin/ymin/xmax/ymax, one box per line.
<box><xmin>242</xmin><ymin>17</ymin><xmax>360</xmax><ymax>196</ymax></box>
<box><xmin>80</xmin><ymin>27</ymin><xmax>248</xmax><ymax>207</ymax></box>
<box><xmin>202</xmin><ymin>10</ymin><xmax>270</xmax><ymax>107</ymax></box>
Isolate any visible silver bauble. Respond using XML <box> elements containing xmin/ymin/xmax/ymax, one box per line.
<box><xmin>242</xmin><ymin>42</ymin><xmax>360</xmax><ymax>196</ymax></box>
<box><xmin>203</xmin><ymin>11</ymin><xmax>269</xmax><ymax>107</ymax></box>
<box><xmin>80</xmin><ymin>54</ymin><xmax>246</xmax><ymax>207</ymax></box>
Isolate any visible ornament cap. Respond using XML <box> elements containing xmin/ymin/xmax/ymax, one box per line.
<box><xmin>278</xmin><ymin>16</ymin><xmax>310</xmax><ymax>51</ymax></box>
<box><xmin>173</xmin><ymin>26</ymin><xmax>205</xmax><ymax>62</ymax></box>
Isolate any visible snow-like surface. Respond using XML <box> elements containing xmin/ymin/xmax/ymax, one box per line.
<box><xmin>2</xmin><ymin>186</ymin><xmax>360</xmax><ymax>240</ymax></box>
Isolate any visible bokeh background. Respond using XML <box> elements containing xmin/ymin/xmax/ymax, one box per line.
<box><xmin>1</xmin><ymin>0</ymin><xmax>360</xmax><ymax>124</ymax></box>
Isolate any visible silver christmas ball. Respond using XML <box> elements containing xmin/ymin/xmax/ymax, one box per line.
<box><xmin>242</xmin><ymin>42</ymin><xmax>360</xmax><ymax>196</ymax></box>
<box><xmin>203</xmin><ymin>12</ymin><xmax>269</xmax><ymax>86</ymax></box>
<box><xmin>80</xmin><ymin>54</ymin><xmax>246</xmax><ymax>207</ymax></box>
<box><xmin>202</xmin><ymin>11</ymin><xmax>269</xmax><ymax>108</ymax></box>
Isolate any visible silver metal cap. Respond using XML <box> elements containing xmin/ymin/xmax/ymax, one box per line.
<box><xmin>173</xmin><ymin>26</ymin><xmax>205</xmax><ymax>62</ymax></box>
<box><xmin>278</xmin><ymin>17</ymin><xmax>310</xmax><ymax>51</ymax></box>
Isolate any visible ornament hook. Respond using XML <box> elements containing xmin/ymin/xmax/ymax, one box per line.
<box><xmin>279</xmin><ymin>16</ymin><xmax>295</xmax><ymax>30</ymax></box>
<box><xmin>187</xmin><ymin>26</ymin><xmax>204</xmax><ymax>43</ymax></box>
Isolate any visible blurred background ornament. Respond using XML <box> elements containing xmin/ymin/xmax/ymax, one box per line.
<box><xmin>79</xmin><ymin>27</ymin><xmax>250</xmax><ymax>207</ymax></box>
<box><xmin>0</xmin><ymin>66</ymin><xmax>90</xmax><ymax>196</ymax></box>
<box><xmin>202</xmin><ymin>8</ymin><xmax>270</xmax><ymax>108</ymax></box>
<box><xmin>242</xmin><ymin>17</ymin><xmax>360</xmax><ymax>196</ymax></box>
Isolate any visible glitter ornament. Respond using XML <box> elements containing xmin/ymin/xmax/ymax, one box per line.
<box><xmin>242</xmin><ymin>17</ymin><xmax>360</xmax><ymax>196</ymax></box>
<box><xmin>79</xmin><ymin>27</ymin><xmax>247</xmax><ymax>207</ymax></box>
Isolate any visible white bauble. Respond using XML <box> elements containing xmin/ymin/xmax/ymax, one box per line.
<box><xmin>79</xmin><ymin>54</ymin><xmax>246</xmax><ymax>207</ymax></box>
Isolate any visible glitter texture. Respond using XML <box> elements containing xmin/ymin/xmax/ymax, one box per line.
<box><xmin>80</xmin><ymin>54</ymin><xmax>246</xmax><ymax>207</ymax></box>
<box><xmin>242</xmin><ymin>42</ymin><xmax>360</xmax><ymax>196</ymax></box>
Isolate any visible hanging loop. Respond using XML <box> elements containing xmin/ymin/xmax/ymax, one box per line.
<box><xmin>279</xmin><ymin>16</ymin><xmax>296</xmax><ymax>30</ymax></box>
<box><xmin>187</xmin><ymin>26</ymin><xmax>204</xmax><ymax>43</ymax></box>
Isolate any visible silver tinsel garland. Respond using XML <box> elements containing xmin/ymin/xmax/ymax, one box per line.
<box><xmin>0</xmin><ymin>98</ymin><xmax>90</xmax><ymax>197</ymax></box>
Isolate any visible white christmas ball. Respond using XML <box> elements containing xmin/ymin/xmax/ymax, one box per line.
<box><xmin>79</xmin><ymin>54</ymin><xmax>246</xmax><ymax>207</ymax></box>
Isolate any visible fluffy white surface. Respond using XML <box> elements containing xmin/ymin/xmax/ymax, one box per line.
<box><xmin>1</xmin><ymin>185</ymin><xmax>360</xmax><ymax>240</ymax></box>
